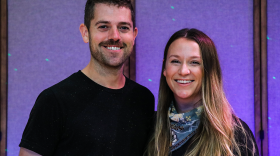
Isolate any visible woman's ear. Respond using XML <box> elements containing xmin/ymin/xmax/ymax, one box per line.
<box><xmin>163</xmin><ymin>69</ymin><xmax>166</xmax><ymax>77</ymax></box>
<box><xmin>163</xmin><ymin>59</ymin><xmax>166</xmax><ymax>77</ymax></box>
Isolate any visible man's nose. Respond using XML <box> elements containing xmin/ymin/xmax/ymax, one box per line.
<box><xmin>179</xmin><ymin>63</ymin><xmax>190</xmax><ymax>75</ymax></box>
<box><xmin>108</xmin><ymin>27</ymin><xmax>120</xmax><ymax>41</ymax></box>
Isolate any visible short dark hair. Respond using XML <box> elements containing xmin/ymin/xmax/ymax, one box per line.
<box><xmin>84</xmin><ymin>0</ymin><xmax>135</xmax><ymax>31</ymax></box>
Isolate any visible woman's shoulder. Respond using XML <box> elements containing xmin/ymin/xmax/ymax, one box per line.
<box><xmin>234</xmin><ymin>118</ymin><xmax>259</xmax><ymax>156</ymax></box>
<box><xmin>238</xmin><ymin>119</ymin><xmax>252</xmax><ymax>131</ymax></box>
<box><xmin>234</xmin><ymin>118</ymin><xmax>255</xmax><ymax>140</ymax></box>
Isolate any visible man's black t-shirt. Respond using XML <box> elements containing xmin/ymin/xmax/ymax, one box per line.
<box><xmin>19</xmin><ymin>71</ymin><xmax>155</xmax><ymax>156</ymax></box>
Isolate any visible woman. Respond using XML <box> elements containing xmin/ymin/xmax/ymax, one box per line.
<box><xmin>147</xmin><ymin>28</ymin><xmax>258</xmax><ymax>156</ymax></box>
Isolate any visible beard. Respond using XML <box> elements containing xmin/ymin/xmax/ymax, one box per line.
<box><xmin>89</xmin><ymin>38</ymin><xmax>132</xmax><ymax>69</ymax></box>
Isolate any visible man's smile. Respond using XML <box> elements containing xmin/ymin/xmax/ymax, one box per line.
<box><xmin>103</xmin><ymin>46</ymin><xmax>122</xmax><ymax>50</ymax></box>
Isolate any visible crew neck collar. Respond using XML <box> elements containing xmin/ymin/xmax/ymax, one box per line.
<box><xmin>77</xmin><ymin>70</ymin><xmax>128</xmax><ymax>93</ymax></box>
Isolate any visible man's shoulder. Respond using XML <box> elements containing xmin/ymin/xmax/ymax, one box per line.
<box><xmin>50</xmin><ymin>71</ymin><xmax>81</xmax><ymax>90</ymax></box>
<box><xmin>46</xmin><ymin>70</ymin><xmax>95</xmax><ymax>94</ymax></box>
<box><xmin>125</xmin><ymin>78</ymin><xmax>155</xmax><ymax>110</ymax></box>
<box><xmin>126</xmin><ymin>78</ymin><xmax>154</xmax><ymax>96</ymax></box>
<box><xmin>37</xmin><ymin>71</ymin><xmax>91</xmax><ymax>100</ymax></box>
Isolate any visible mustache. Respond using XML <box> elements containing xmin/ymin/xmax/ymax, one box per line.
<box><xmin>99</xmin><ymin>40</ymin><xmax>126</xmax><ymax>47</ymax></box>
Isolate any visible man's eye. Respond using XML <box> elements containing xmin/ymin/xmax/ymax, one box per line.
<box><xmin>98</xmin><ymin>25</ymin><xmax>108</xmax><ymax>29</ymax></box>
<box><xmin>120</xmin><ymin>26</ymin><xmax>129</xmax><ymax>30</ymax></box>
<box><xmin>119</xmin><ymin>26</ymin><xmax>130</xmax><ymax>32</ymax></box>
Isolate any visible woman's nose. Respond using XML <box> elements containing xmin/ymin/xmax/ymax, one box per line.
<box><xmin>179</xmin><ymin>64</ymin><xmax>190</xmax><ymax>75</ymax></box>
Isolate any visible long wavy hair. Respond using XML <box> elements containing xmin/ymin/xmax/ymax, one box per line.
<box><xmin>147</xmin><ymin>28</ymin><xmax>255</xmax><ymax>156</ymax></box>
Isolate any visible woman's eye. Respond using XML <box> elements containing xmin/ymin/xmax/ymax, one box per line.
<box><xmin>191</xmin><ymin>61</ymin><xmax>200</xmax><ymax>65</ymax></box>
<box><xmin>171</xmin><ymin>60</ymin><xmax>180</xmax><ymax>63</ymax></box>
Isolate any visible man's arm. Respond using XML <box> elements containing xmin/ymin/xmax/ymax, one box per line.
<box><xmin>19</xmin><ymin>89</ymin><xmax>62</xmax><ymax>155</ymax></box>
<box><xmin>19</xmin><ymin>148</ymin><xmax>41</xmax><ymax>156</ymax></box>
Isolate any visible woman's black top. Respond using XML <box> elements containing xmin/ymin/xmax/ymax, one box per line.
<box><xmin>171</xmin><ymin>119</ymin><xmax>259</xmax><ymax>156</ymax></box>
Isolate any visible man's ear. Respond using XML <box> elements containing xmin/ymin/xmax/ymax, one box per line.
<box><xmin>79</xmin><ymin>23</ymin><xmax>89</xmax><ymax>43</ymax></box>
<box><xmin>133</xmin><ymin>27</ymin><xmax>138</xmax><ymax>41</ymax></box>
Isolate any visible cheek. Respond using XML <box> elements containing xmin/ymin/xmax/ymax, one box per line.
<box><xmin>164</xmin><ymin>65</ymin><xmax>177</xmax><ymax>77</ymax></box>
<box><xmin>122</xmin><ymin>34</ymin><xmax>135</xmax><ymax>43</ymax></box>
<box><xmin>198</xmin><ymin>72</ymin><xmax>203</xmax><ymax>83</ymax></box>
<box><xmin>195</xmin><ymin>70</ymin><xmax>203</xmax><ymax>89</ymax></box>
<box><xmin>91</xmin><ymin>32</ymin><xmax>107</xmax><ymax>43</ymax></box>
<box><xmin>194</xmin><ymin>68</ymin><xmax>203</xmax><ymax>79</ymax></box>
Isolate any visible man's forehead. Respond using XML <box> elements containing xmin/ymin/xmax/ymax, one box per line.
<box><xmin>94</xmin><ymin>3</ymin><xmax>131</xmax><ymax>15</ymax></box>
<box><xmin>92</xmin><ymin>3</ymin><xmax>133</xmax><ymax>25</ymax></box>
<box><xmin>95</xmin><ymin>2</ymin><xmax>127</xmax><ymax>9</ymax></box>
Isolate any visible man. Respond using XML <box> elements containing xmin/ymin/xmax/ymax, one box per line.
<box><xmin>19</xmin><ymin>0</ymin><xmax>155</xmax><ymax>155</ymax></box>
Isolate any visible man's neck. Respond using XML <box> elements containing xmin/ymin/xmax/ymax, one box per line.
<box><xmin>81</xmin><ymin>59</ymin><xmax>126</xmax><ymax>89</ymax></box>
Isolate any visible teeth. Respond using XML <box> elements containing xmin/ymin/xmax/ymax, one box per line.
<box><xmin>106</xmin><ymin>47</ymin><xmax>120</xmax><ymax>50</ymax></box>
<box><xmin>176</xmin><ymin>80</ymin><xmax>192</xmax><ymax>84</ymax></box>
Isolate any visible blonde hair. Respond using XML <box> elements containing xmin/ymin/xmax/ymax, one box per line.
<box><xmin>147</xmin><ymin>28</ymin><xmax>256</xmax><ymax>156</ymax></box>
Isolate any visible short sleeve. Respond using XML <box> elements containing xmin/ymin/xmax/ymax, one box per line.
<box><xmin>19</xmin><ymin>89</ymin><xmax>63</xmax><ymax>156</ymax></box>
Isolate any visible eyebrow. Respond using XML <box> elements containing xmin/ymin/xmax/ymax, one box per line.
<box><xmin>168</xmin><ymin>55</ymin><xmax>180</xmax><ymax>59</ymax></box>
<box><xmin>119</xmin><ymin>22</ymin><xmax>132</xmax><ymax>28</ymax></box>
<box><xmin>95</xmin><ymin>21</ymin><xmax>132</xmax><ymax>28</ymax></box>
<box><xmin>168</xmin><ymin>55</ymin><xmax>201</xmax><ymax>59</ymax></box>
<box><xmin>95</xmin><ymin>20</ymin><xmax>110</xmax><ymax>26</ymax></box>
<box><xmin>190</xmin><ymin>56</ymin><xmax>201</xmax><ymax>58</ymax></box>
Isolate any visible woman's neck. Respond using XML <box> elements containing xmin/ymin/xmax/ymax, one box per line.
<box><xmin>174</xmin><ymin>98</ymin><xmax>202</xmax><ymax>113</ymax></box>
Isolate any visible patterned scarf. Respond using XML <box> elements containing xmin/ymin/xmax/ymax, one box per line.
<box><xmin>169</xmin><ymin>101</ymin><xmax>203</xmax><ymax>151</ymax></box>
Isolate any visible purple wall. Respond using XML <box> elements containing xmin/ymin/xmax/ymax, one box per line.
<box><xmin>9</xmin><ymin>0</ymin><xmax>280</xmax><ymax>155</ymax></box>
<box><xmin>8</xmin><ymin>0</ymin><xmax>88</xmax><ymax>155</ymax></box>
<box><xmin>267</xmin><ymin>0</ymin><xmax>280</xmax><ymax>155</ymax></box>
<box><xmin>135</xmin><ymin>0</ymin><xmax>254</xmax><ymax>132</ymax></box>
